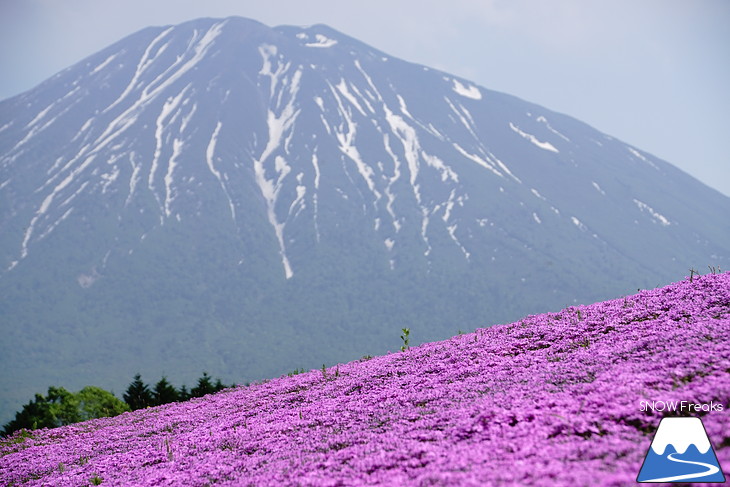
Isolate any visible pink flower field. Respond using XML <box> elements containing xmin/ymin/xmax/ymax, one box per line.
<box><xmin>2</xmin><ymin>273</ymin><xmax>729</xmax><ymax>486</ymax></box>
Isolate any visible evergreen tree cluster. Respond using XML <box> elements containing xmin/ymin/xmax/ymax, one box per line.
<box><xmin>124</xmin><ymin>372</ymin><xmax>229</xmax><ymax>410</ymax></box>
<box><xmin>2</xmin><ymin>372</ymin><xmax>230</xmax><ymax>437</ymax></box>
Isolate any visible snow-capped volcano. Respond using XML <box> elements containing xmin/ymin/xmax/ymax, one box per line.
<box><xmin>0</xmin><ymin>17</ymin><xmax>728</xmax><ymax>424</ymax></box>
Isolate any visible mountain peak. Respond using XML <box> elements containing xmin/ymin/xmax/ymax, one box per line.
<box><xmin>0</xmin><ymin>16</ymin><xmax>728</xmax><ymax>425</ymax></box>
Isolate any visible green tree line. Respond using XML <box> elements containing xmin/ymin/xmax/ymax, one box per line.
<box><xmin>2</xmin><ymin>372</ymin><xmax>230</xmax><ymax>437</ymax></box>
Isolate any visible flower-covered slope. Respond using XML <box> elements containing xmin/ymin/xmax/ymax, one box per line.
<box><xmin>2</xmin><ymin>273</ymin><xmax>729</xmax><ymax>486</ymax></box>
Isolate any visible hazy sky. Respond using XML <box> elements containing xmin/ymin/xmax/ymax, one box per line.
<box><xmin>1</xmin><ymin>0</ymin><xmax>728</xmax><ymax>196</ymax></box>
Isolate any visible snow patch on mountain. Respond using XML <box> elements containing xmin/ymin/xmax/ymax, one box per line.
<box><xmin>509</xmin><ymin>123</ymin><xmax>559</xmax><ymax>153</ymax></box>
<box><xmin>91</xmin><ymin>53</ymin><xmax>120</xmax><ymax>75</ymax></box>
<box><xmin>592</xmin><ymin>181</ymin><xmax>606</xmax><ymax>196</ymax></box>
<box><xmin>255</xmin><ymin>44</ymin><xmax>305</xmax><ymax>279</ymax></box>
<box><xmin>452</xmin><ymin>79</ymin><xmax>482</xmax><ymax>100</ymax></box>
<box><xmin>536</xmin><ymin>115</ymin><xmax>570</xmax><ymax>142</ymax></box>
<box><xmin>571</xmin><ymin>216</ymin><xmax>586</xmax><ymax>231</ymax></box>
<box><xmin>103</xmin><ymin>27</ymin><xmax>174</xmax><ymax>114</ymax></box>
<box><xmin>452</xmin><ymin>143</ymin><xmax>502</xmax><ymax>178</ymax></box>
<box><xmin>303</xmin><ymin>33</ymin><xmax>338</xmax><ymax>48</ymax></box>
<box><xmin>164</xmin><ymin>138</ymin><xmax>183</xmax><ymax>218</ymax></box>
<box><xmin>628</xmin><ymin>147</ymin><xmax>659</xmax><ymax>170</ymax></box>
<box><xmin>205</xmin><ymin>122</ymin><xmax>236</xmax><ymax>222</ymax></box>
<box><xmin>531</xmin><ymin>188</ymin><xmax>547</xmax><ymax>201</ymax></box>
<box><xmin>328</xmin><ymin>81</ymin><xmax>382</xmax><ymax>205</ymax></box>
<box><xmin>634</xmin><ymin>199</ymin><xmax>671</xmax><ymax>226</ymax></box>
<box><xmin>383</xmin><ymin>105</ymin><xmax>432</xmax><ymax>254</ymax></box>
<box><xmin>100</xmin><ymin>163</ymin><xmax>121</xmax><ymax>194</ymax></box>
<box><xmin>444</xmin><ymin>97</ymin><xmax>479</xmax><ymax>140</ymax></box>
<box><xmin>334</xmin><ymin>79</ymin><xmax>368</xmax><ymax>117</ymax></box>
<box><xmin>151</xmin><ymin>87</ymin><xmax>190</xmax><ymax>219</ymax></box>
<box><xmin>14</xmin><ymin>151</ymin><xmax>98</xmax><ymax>269</ymax></box>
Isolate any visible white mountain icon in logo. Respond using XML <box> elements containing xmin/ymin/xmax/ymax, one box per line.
<box><xmin>637</xmin><ymin>417</ymin><xmax>725</xmax><ymax>483</ymax></box>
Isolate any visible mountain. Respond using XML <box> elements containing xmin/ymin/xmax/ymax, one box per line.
<box><xmin>0</xmin><ymin>16</ymin><xmax>728</xmax><ymax>424</ymax></box>
<box><xmin>2</xmin><ymin>273</ymin><xmax>728</xmax><ymax>485</ymax></box>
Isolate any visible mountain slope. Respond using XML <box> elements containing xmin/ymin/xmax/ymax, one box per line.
<box><xmin>0</xmin><ymin>17</ymin><xmax>728</xmax><ymax>424</ymax></box>
<box><xmin>2</xmin><ymin>273</ymin><xmax>728</xmax><ymax>486</ymax></box>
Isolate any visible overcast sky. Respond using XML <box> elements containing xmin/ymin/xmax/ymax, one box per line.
<box><xmin>1</xmin><ymin>0</ymin><xmax>728</xmax><ymax>196</ymax></box>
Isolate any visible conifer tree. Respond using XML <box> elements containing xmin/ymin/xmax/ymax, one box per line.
<box><xmin>213</xmin><ymin>378</ymin><xmax>227</xmax><ymax>392</ymax></box>
<box><xmin>190</xmin><ymin>372</ymin><xmax>216</xmax><ymax>398</ymax></box>
<box><xmin>177</xmin><ymin>385</ymin><xmax>190</xmax><ymax>402</ymax></box>
<box><xmin>123</xmin><ymin>374</ymin><xmax>153</xmax><ymax>410</ymax></box>
<box><xmin>152</xmin><ymin>377</ymin><xmax>179</xmax><ymax>406</ymax></box>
